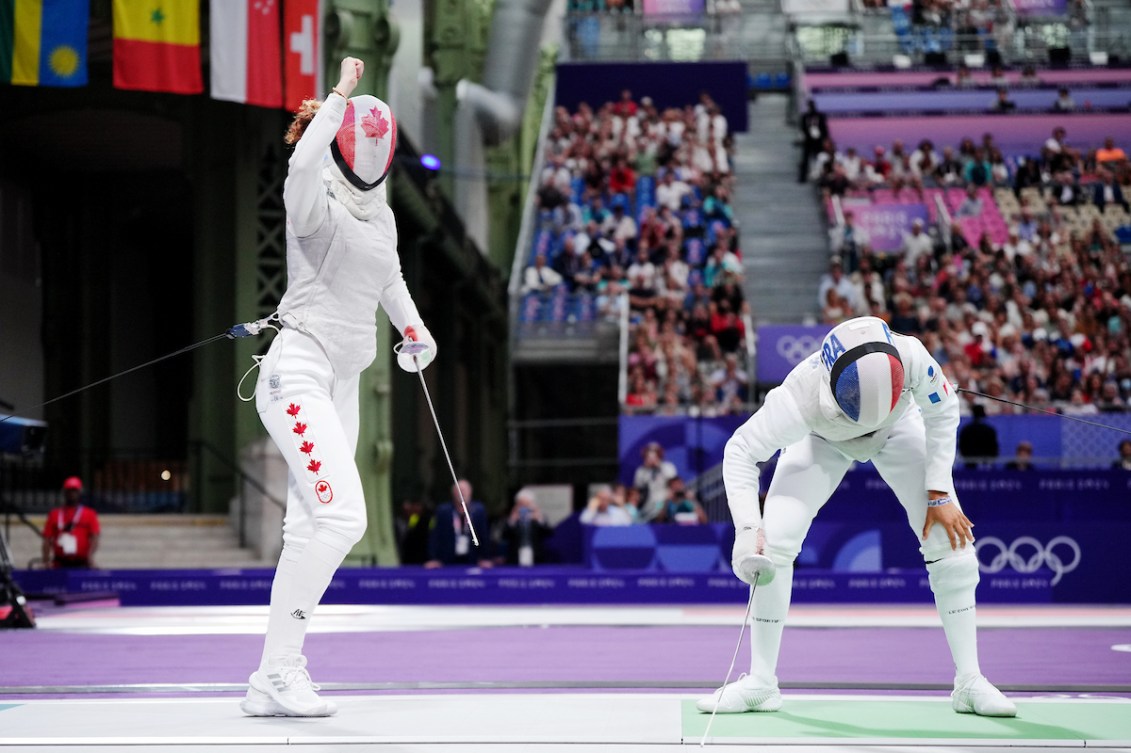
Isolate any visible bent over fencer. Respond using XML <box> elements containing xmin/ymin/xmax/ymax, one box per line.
<box><xmin>240</xmin><ymin>57</ymin><xmax>436</xmax><ymax>719</ymax></box>
<box><xmin>699</xmin><ymin>316</ymin><xmax>1016</xmax><ymax>718</ymax></box>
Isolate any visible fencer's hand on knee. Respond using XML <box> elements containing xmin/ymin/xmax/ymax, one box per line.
<box><xmin>922</xmin><ymin>495</ymin><xmax>974</xmax><ymax>550</ymax></box>
<box><xmin>397</xmin><ymin>324</ymin><xmax>437</xmax><ymax>373</ymax></box>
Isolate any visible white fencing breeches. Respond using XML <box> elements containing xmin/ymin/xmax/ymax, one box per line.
<box><xmin>749</xmin><ymin>409</ymin><xmax>981</xmax><ymax>682</ymax></box>
<box><xmin>253</xmin><ymin>327</ymin><xmax>368</xmax><ymax>666</ymax></box>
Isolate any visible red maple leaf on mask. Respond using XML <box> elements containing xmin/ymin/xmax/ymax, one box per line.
<box><xmin>299</xmin><ymin>441</ymin><xmax>315</xmax><ymax>455</ymax></box>
<box><xmin>307</xmin><ymin>459</ymin><xmax>322</xmax><ymax>474</ymax></box>
<box><xmin>286</xmin><ymin>403</ymin><xmax>301</xmax><ymax>417</ymax></box>
<box><xmin>293</xmin><ymin>422</ymin><xmax>307</xmax><ymax>435</ymax></box>
<box><xmin>361</xmin><ymin>106</ymin><xmax>389</xmax><ymax>141</ymax></box>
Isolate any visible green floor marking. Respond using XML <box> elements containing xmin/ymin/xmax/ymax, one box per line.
<box><xmin>682</xmin><ymin>700</ymin><xmax>1131</xmax><ymax>742</ymax></box>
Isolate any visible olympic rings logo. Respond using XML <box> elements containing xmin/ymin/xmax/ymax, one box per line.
<box><xmin>975</xmin><ymin>536</ymin><xmax>1081</xmax><ymax>586</ymax></box>
<box><xmin>776</xmin><ymin>335</ymin><xmax>821</xmax><ymax>365</ymax></box>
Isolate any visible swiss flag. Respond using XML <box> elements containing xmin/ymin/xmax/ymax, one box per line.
<box><xmin>209</xmin><ymin>0</ymin><xmax>283</xmax><ymax>108</ymax></box>
<box><xmin>283</xmin><ymin>0</ymin><xmax>321</xmax><ymax>112</ymax></box>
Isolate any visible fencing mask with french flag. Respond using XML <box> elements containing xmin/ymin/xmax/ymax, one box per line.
<box><xmin>820</xmin><ymin>317</ymin><xmax>905</xmax><ymax>426</ymax></box>
<box><xmin>330</xmin><ymin>94</ymin><xmax>397</xmax><ymax>191</ymax></box>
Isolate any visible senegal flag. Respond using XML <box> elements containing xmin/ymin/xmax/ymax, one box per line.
<box><xmin>0</xmin><ymin>0</ymin><xmax>89</xmax><ymax>87</ymax></box>
<box><xmin>112</xmin><ymin>0</ymin><xmax>201</xmax><ymax>94</ymax></box>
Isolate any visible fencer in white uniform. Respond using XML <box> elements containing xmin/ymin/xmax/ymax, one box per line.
<box><xmin>699</xmin><ymin>316</ymin><xmax>1015</xmax><ymax>717</ymax></box>
<box><xmin>241</xmin><ymin>58</ymin><xmax>436</xmax><ymax>718</ymax></box>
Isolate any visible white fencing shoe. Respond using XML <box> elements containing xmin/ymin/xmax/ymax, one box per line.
<box><xmin>696</xmin><ymin>674</ymin><xmax>783</xmax><ymax>713</ymax></box>
<box><xmin>951</xmin><ymin>674</ymin><xmax>1017</xmax><ymax>717</ymax></box>
<box><xmin>242</xmin><ymin>655</ymin><xmax>337</xmax><ymax>717</ymax></box>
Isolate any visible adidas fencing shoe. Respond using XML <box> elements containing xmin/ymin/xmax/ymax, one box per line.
<box><xmin>952</xmin><ymin>674</ymin><xmax>1016</xmax><ymax>717</ymax></box>
<box><xmin>243</xmin><ymin>655</ymin><xmax>337</xmax><ymax>717</ymax></box>
<box><xmin>696</xmin><ymin>674</ymin><xmax>783</xmax><ymax>713</ymax></box>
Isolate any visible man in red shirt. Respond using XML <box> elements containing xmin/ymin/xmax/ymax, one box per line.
<box><xmin>41</xmin><ymin>477</ymin><xmax>100</xmax><ymax>569</ymax></box>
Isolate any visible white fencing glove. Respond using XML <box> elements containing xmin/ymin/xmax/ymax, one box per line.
<box><xmin>397</xmin><ymin>324</ymin><xmax>437</xmax><ymax>373</ymax></box>
<box><xmin>731</xmin><ymin>525</ymin><xmax>776</xmax><ymax>586</ymax></box>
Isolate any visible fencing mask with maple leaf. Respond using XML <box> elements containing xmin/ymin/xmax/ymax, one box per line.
<box><xmin>330</xmin><ymin>95</ymin><xmax>397</xmax><ymax>192</ymax></box>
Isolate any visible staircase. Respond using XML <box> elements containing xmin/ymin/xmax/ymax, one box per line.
<box><xmin>732</xmin><ymin>93</ymin><xmax>831</xmax><ymax>324</ymax></box>
<box><xmin>3</xmin><ymin>514</ymin><xmax>274</xmax><ymax>570</ymax></box>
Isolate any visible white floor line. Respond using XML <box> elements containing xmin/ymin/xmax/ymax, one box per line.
<box><xmin>28</xmin><ymin>603</ymin><xmax>1131</xmax><ymax>635</ymax></box>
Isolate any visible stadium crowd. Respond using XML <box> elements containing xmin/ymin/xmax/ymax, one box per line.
<box><xmin>520</xmin><ymin>89</ymin><xmax>753</xmax><ymax>417</ymax></box>
<box><xmin>809</xmin><ymin>114</ymin><xmax>1131</xmax><ymax>416</ymax></box>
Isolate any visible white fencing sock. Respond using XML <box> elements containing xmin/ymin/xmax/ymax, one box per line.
<box><xmin>748</xmin><ymin>562</ymin><xmax>794</xmax><ymax>686</ymax></box>
<box><xmin>259</xmin><ymin>531</ymin><xmax>354</xmax><ymax>668</ymax></box>
<box><xmin>927</xmin><ymin>553</ymin><xmax>982</xmax><ymax>678</ymax></box>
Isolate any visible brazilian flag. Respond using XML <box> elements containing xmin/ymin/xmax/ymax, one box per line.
<box><xmin>1</xmin><ymin>0</ymin><xmax>89</xmax><ymax>87</ymax></box>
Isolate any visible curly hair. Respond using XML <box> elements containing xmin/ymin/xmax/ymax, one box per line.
<box><xmin>284</xmin><ymin>99</ymin><xmax>323</xmax><ymax>145</ymax></box>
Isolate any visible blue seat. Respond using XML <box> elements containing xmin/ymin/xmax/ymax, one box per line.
<box><xmin>754</xmin><ymin>72</ymin><xmax>772</xmax><ymax>90</ymax></box>
<box><xmin>774</xmin><ymin>72</ymin><xmax>791</xmax><ymax>90</ymax></box>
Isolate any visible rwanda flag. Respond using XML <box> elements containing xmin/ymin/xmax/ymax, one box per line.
<box><xmin>0</xmin><ymin>0</ymin><xmax>89</xmax><ymax>87</ymax></box>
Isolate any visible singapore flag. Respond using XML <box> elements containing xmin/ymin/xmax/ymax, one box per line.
<box><xmin>209</xmin><ymin>0</ymin><xmax>283</xmax><ymax>108</ymax></box>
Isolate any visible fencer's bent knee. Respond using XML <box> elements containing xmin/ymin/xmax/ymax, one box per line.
<box><xmin>763</xmin><ymin>544</ymin><xmax>799</xmax><ymax>569</ymax></box>
<box><xmin>926</xmin><ymin>549</ymin><xmax>979</xmax><ymax>595</ymax></box>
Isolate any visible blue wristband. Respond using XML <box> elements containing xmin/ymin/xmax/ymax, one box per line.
<box><xmin>927</xmin><ymin>496</ymin><xmax>952</xmax><ymax>508</ymax></box>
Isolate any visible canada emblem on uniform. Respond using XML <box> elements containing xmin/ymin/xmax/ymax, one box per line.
<box><xmin>315</xmin><ymin>480</ymin><xmax>333</xmax><ymax>504</ymax></box>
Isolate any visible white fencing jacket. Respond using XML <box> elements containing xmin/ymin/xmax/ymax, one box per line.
<box><xmin>724</xmin><ymin>332</ymin><xmax>960</xmax><ymax>530</ymax></box>
<box><xmin>275</xmin><ymin>94</ymin><xmax>422</xmax><ymax>377</ymax></box>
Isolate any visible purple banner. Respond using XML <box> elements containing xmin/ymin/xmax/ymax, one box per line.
<box><xmin>1012</xmin><ymin>0</ymin><xmax>1067</xmax><ymax>16</ymax></box>
<box><xmin>754</xmin><ymin>324</ymin><xmax>832</xmax><ymax>384</ymax></box>
<box><xmin>618</xmin><ymin>415</ymin><xmax>746</xmax><ymax>486</ymax></box>
<box><xmin>847</xmin><ymin>203</ymin><xmax>931</xmax><ymax>253</ymax></box>
<box><xmin>641</xmin><ymin>0</ymin><xmax>705</xmax><ymax>14</ymax></box>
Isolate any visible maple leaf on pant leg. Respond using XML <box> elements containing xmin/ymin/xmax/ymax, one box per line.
<box><xmin>287</xmin><ymin>403</ymin><xmax>301</xmax><ymax>417</ymax></box>
<box><xmin>307</xmin><ymin>459</ymin><xmax>322</xmax><ymax>474</ymax></box>
<box><xmin>299</xmin><ymin>441</ymin><xmax>315</xmax><ymax>455</ymax></box>
<box><xmin>293</xmin><ymin>422</ymin><xmax>307</xmax><ymax>435</ymax></box>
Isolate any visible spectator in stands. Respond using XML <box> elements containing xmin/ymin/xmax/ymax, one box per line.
<box><xmin>798</xmin><ymin>99</ymin><xmax>829</xmax><ymax>184</ymax></box>
<box><xmin>1115</xmin><ymin>439</ymin><xmax>1131</xmax><ymax>471</ymax></box>
<box><xmin>1095</xmin><ymin>137</ymin><xmax>1128</xmax><ymax>169</ymax></box>
<box><xmin>1093</xmin><ymin>170</ymin><xmax>1129</xmax><ymax>213</ymax></box>
<box><xmin>1019</xmin><ymin>64</ymin><xmax>1041</xmax><ymax>87</ymax></box>
<box><xmin>1043</xmin><ymin>127</ymin><xmax>1079</xmax><ymax>173</ymax></box>
<box><xmin>935</xmin><ymin>146</ymin><xmax>965</xmax><ymax>186</ymax></box>
<box><xmin>991</xmin><ymin>88</ymin><xmax>1016</xmax><ymax>113</ymax></box>
<box><xmin>41</xmin><ymin>476</ymin><xmax>100</xmax><ymax>569</ymax></box>
<box><xmin>703</xmin><ymin>242</ymin><xmax>742</xmax><ymax>288</ymax></box>
<box><xmin>818</xmin><ymin>257</ymin><xmax>858</xmax><ymax>312</ymax></box>
<box><xmin>958</xmin><ymin>403</ymin><xmax>999</xmax><ymax>468</ymax></box>
<box><xmin>535</xmin><ymin>174</ymin><xmax>569</xmax><ymax>221</ymax></box>
<box><xmin>608</xmin><ymin>154</ymin><xmax>637</xmax><ymax>199</ymax></box>
<box><xmin>711</xmin><ymin>352</ymin><xmax>749</xmax><ymax>405</ymax></box>
<box><xmin>522</xmin><ymin>253</ymin><xmax>564</xmax><ymax>295</ymax></box>
<box><xmin>1050</xmin><ymin>171</ymin><xmax>1083</xmax><ymax>207</ymax></box>
<box><xmin>902</xmin><ymin>218</ymin><xmax>935</xmax><ymax>268</ymax></box>
<box><xmin>500</xmin><ymin>489</ymin><xmax>553</xmax><ymax>566</ymax></box>
<box><xmin>829</xmin><ymin>212</ymin><xmax>869</xmax><ymax>272</ymax></box>
<box><xmin>656</xmin><ymin>169</ymin><xmax>692</xmax><ymax>212</ymax></box>
<box><xmin>1004</xmin><ymin>440</ymin><xmax>1035</xmax><ymax>471</ymax></box>
<box><xmin>953</xmin><ymin>185</ymin><xmax>982</xmax><ymax>218</ymax></box>
<box><xmin>656</xmin><ymin>476</ymin><xmax>708</xmax><ymax>524</ymax></box>
<box><xmin>839</xmin><ymin>146</ymin><xmax>865</xmax><ymax>186</ymax></box>
<box><xmin>425</xmin><ymin>479</ymin><xmax>493</xmax><ymax>569</ymax></box>
<box><xmin>710</xmin><ymin>299</ymin><xmax>746</xmax><ymax>353</ymax></box>
<box><xmin>821</xmin><ymin>288</ymin><xmax>852</xmax><ymax>325</ymax></box>
<box><xmin>818</xmin><ymin>162</ymin><xmax>852</xmax><ymax>200</ymax></box>
<box><xmin>581</xmin><ymin>485</ymin><xmax>635</xmax><ymax>526</ymax></box>
<box><xmin>633</xmin><ymin>442</ymin><xmax>679</xmax><ymax>521</ymax></box>
<box><xmin>963</xmin><ymin>149</ymin><xmax>992</xmax><ymax>187</ymax></box>
<box><xmin>988</xmin><ymin>65</ymin><xmax>1008</xmax><ymax>90</ymax></box>
<box><xmin>1053</xmin><ymin>88</ymin><xmax>1076</xmax><ymax>113</ymax></box>
<box><xmin>1066</xmin><ymin>0</ymin><xmax>1090</xmax><ymax>59</ymax></box>
<box><xmin>889</xmin><ymin>292</ymin><xmax>922</xmax><ymax>334</ymax></box>
<box><xmin>910</xmin><ymin>140</ymin><xmax>940</xmax><ymax>181</ymax></box>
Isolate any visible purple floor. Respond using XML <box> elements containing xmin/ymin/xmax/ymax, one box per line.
<box><xmin>2</xmin><ymin>624</ymin><xmax>1128</xmax><ymax>693</ymax></box>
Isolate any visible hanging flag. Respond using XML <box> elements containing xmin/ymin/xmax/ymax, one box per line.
<box><xmin>283</xmin><ymin>0</ymin><xmax>320</xmax><ymax>112</ymax></box>
<box><xmin>112</xmin><ymin>0</ymin><xmax>202</xmax><ymax>94</ymax></box>
<box><xmin>210</xmin><ymin>0</ymin><xmax>282</xmax><ymax>108</ymax></box>
<box><xmin>0</xmin><ymin>0</ymin><xmax>89</xmax><ymax>87</ymax></box>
